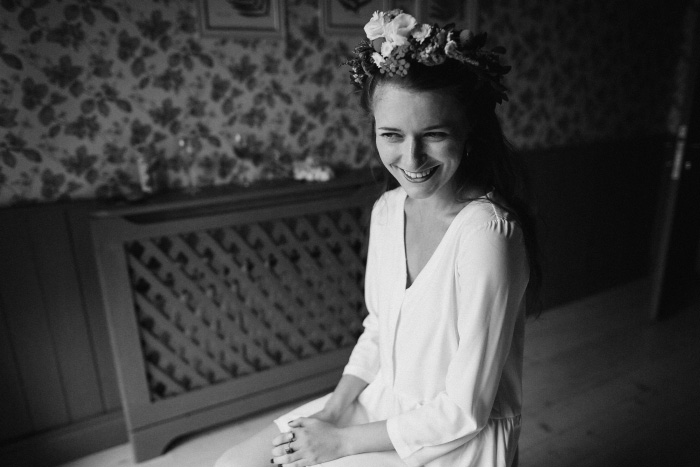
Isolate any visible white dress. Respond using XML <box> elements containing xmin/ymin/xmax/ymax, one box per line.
<box><xmin>274</xmin><ymin>188</ymin><xmax>529</xmax><ymax>467</ymax></box>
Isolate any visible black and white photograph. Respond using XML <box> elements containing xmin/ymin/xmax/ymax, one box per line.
<box><xmin>0</xmin><ymin>1</ymin><xmax>698</xmax><ymax>466</ymax></box>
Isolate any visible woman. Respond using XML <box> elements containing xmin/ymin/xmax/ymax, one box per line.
<box><xmin>215</xmin><ymin>9</ymin><xmax>539</xmax><ymax>467</ymax></box>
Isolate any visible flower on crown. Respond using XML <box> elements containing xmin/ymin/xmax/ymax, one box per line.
<box><xmin>344</xmin><ymin>10</ymin><xmax>512</xmax><ymax>104</ymax></box>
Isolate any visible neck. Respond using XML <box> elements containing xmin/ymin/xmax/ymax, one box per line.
<box><xmin>406</xmin><ymin>182</ymin><xmax>485</xmax><ymax>220</ymax></box>
<box><xmin>408</xmin><ymin>194</ymin><xmax>461</xmax><ymax>219</ymax></box>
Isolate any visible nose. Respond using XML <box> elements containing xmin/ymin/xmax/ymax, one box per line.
<box><xmin>403</xmin><ymin>138</ymin><xmax>425</xmax><ymax>169</ymax></box>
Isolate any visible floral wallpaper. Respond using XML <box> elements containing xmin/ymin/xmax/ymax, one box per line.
<box><xmin>0</xmin><ymin>0</ymin><xmax>373</xmax><ymax>205</ymax></box>
<box><xmin>0</xmin><ymin>0</ymin><xmax>695</xmax><ymax>206</ymax></box>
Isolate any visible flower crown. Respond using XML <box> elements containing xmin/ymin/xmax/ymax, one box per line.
<box><xmin>344</xmin><ymin>10</ymin><xmax>511</xmax><ymax>104</ymax></box>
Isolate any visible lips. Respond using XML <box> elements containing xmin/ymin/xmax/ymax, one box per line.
<box><xmin>399</xmin><ymin>166</ymin><xmax>438</xmax><ymax>182</ymax></box>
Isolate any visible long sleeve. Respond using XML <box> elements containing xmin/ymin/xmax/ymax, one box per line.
<box><xmin>386</xmin><ymin>218</ymin><xmax>529</xmax><ymax>466</ymax></box>
<box><xmin>342</xmin><ymin>203</ymin><xmax>382</xmax><ymax>384</ymax></box>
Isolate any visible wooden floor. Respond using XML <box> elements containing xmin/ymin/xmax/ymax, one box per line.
<box><xmin>58</xmin><ymin>279</ymin><xmax>700</xmax><ymax>467</ymax></box>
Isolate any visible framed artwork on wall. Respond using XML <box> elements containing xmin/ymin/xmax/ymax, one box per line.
<box><xmin>198</xmin><ymin>0</ymin><xmax>286</xmax><ymax>38</ymax></box>
<box><xmin>320</xmin><ymin>0</ymin><xmax>386</xmax><ymax>36</ymax></box>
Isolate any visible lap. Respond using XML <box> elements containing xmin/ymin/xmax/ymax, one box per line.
<box><xmin>212</xmin><ymin>422</ymin><xmax>406</xmax><ymax>467</ymax></box>
<box><xmin>214</xmin><ymin>394</ymin><xmax>406</xmax><ymax>467</ymax></box>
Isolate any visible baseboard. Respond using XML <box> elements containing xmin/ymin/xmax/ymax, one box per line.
<box><xmin>0</xmin><ymin>410</ymin><xmax>127</xmax><ymax>467</ymax></box>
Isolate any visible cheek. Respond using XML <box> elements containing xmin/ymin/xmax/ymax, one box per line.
<box><xmin>375</xmin><ymin>140</ymin><xmax>395</xmax><ymax>165</ymax></box>
<box><xmin>432</xmin><ymin>141</ymin><xmax>465</xmax><ymax>164</ymax></box>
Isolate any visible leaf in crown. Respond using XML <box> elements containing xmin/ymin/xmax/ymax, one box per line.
<box><xmin>225</xmin><ymin>0</ymin><xmax>271</xmax><ymax>17</ymax></box>
<box><xmin>338</xmin><ymin>0</ymin><xmax>374</xmax><ymax>14</ymax></box>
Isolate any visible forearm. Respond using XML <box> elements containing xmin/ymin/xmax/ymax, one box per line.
<box><xmin>341</xmin><ymin>420</ymin><xmax>393</xmax><ymax>455</ymax></box>
<box><xmin>323</xmin><ymin>374</ymin><xmax>368</xmax><ymax>417</ymax></box>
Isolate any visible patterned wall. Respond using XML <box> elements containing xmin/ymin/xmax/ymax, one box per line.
<box><xmin>481</xmin><ymin>0</ymin><xmax>693</xmax><ymax>147</ymax></box>
<box><xmin>0</xmin><ymin>0</ymin><xmax>694</xmax><ymax>206</ymax></box>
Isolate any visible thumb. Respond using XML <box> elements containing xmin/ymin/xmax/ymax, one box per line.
<box><xmin>288</xmin><ymin>417</ymin><xmax>311</xmax><ymax>428</ymax></box>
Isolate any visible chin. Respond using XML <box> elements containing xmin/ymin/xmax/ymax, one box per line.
<box><xmin>396</xmin><ymin>180</ymin><xmax>440</xmax><ymax>200</ymax></box>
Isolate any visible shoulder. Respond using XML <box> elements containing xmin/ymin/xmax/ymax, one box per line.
<box><xmin>457</xmin><ymin>194</ymin><xmax>520</xmax><ymax>238</ymax></box>
<box><xmin>455</xmin><ymin>199</ymin><xmax>528</xmax><ymax>281</ymax></box>
<box><xmin>454</xmin><ymin>196</ymin><xmax>524</xmax><ymax>259</ymax></box>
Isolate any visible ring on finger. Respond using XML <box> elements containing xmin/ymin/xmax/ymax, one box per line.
<box><xmin>285</xmin><ymin>439</ymin><xmax>294</xmax><ymax>454</ymax></box>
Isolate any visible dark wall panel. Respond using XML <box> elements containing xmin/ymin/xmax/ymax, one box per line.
<box><xmin>27</xmin><ymin>207</ymin><xmax>103</xmax><ymax>421</ymax></box>
<box><xmin>0</xmin><ymin>301</ymin><xmax>32</xmax><ymax>441</ymax></box>
<box><xmin>524</xmin><ymin>136</ymin><xmax>666</xmax><ymax>309</ymax></box>
<box><xmin>0</xmin><ymin>211</ymin><xmax>69</xmax><ymax>434</ymax></box>
<box><xmin>67</xmin><ymin>207</ymin><xmax>123</xmax><ymax>412</ymax></box>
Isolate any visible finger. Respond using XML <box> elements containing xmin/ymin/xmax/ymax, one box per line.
<box><xmin>288</xmin><ymin>417</ymin><xmax>310</xmax><ymax>428</ymax></box>
<box><xmin>271</xmin><ymin>433</ymin><xmax>287</xmax><ymax>447</ymax></box>
<box><xmin>271</xmin><ymin>430</ymin><xmax>296</xmax><ymax>447</ymax></box>
<box><xmin>285</xmin><ymin>461</ymin><xmax>309</xmax><ymax>467</ymax></box>
<box><xmin>271</xmin><ymin>440</ymin><xmax>300</xmax><ymax>457</ymax></box>
<box><xmin>271</xmin><ymin>449</ymin><xmax>301</xmax><ymax>466</ymax></box>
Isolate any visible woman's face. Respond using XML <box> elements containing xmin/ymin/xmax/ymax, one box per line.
<box><xmin>372</xmin><ymin>84</ymin><xmax>470</xmax><ymax>202</ymax></box>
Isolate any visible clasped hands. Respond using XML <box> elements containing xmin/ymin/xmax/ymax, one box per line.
<box><xmin>271</xmin><ymin>410</ymin><xmax>346</xmax><ymax>467</ymax></box>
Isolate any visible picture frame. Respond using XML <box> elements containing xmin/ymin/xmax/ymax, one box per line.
<box><xmin>198</xmin><ymin>0</ymin><xmax>286</xmax><ymax>38</ymax></box>
<box><xmin>320</xmin><ymin>0</ymin><xmax>386</xmax><ymax>36</ymax></box>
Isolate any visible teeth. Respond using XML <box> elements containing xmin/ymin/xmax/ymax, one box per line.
<box><xmin>401</xmin><ymin>168</ymin><xmax>434</xmax><ymax>179</ymax></box>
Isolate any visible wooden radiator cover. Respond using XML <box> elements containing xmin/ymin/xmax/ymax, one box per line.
<box><xmin>90</xmin><ymin>174</ymin><xmax>379</xmax><ymax>461</ymax></box>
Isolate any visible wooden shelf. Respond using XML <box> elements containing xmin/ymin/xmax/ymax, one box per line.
<box><xmin>91</xmin><ymin>168</ymin><xmax>384</xmax><ymax>222</ymax></box>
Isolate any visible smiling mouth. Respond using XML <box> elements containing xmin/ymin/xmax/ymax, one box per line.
<box><xmin>399</xmin><ymin>166</ymin><xmax>439</xmax><ymax>183</ymax></box>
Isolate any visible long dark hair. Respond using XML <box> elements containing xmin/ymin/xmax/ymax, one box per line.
<box><xmin>359</xmin><ymin>61</ymin><xmax>542</xmax><ymax>317</ymax></box>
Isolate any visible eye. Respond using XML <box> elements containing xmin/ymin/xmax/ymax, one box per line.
<box><xmin>423</xmin><ymin>131</ymin><xmax>448</xmax><ymax>140</ymax></box>
<box><xmin>379</xmin><ymin>132</ymin><xmax>402</xmax><ymax>142</ymax></box>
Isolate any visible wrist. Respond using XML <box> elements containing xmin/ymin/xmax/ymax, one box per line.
<box><xmin>337</xmin><ymin>426</ymin><xmax>355</xmax><ymax>457</ymax></box>
<box><xmin>321</xmin><ymin>405</ymin><xmax>342</xmax><ymax>418</ymax></box>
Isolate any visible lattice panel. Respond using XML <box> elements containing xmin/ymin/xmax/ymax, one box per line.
<box><xmin>125</xmin><ymin>207</ymin><xmax>370</xmax><ymax>401</ymax></box>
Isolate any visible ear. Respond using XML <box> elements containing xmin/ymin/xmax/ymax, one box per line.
<box><xmin>464</xmin><ymin>140</ymin><xmax>473</xmax><ymax>157</ymax></box>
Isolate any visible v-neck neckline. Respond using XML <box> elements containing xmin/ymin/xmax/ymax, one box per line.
<box><xmin>400</xmin><ymin>191</ymin><xmax>470</xmax><ymax>291</ymax></box>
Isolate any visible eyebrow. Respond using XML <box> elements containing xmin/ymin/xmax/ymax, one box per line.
<box><xmin>376</xmin><ymin>124</ymin><xmax>452</xmax><ymax>131</ymax></box>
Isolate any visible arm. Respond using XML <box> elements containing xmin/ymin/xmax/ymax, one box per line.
<box><xmin>316</xmin><ymin>206</ymin><xmax>382</xmax><ymax>421</ymax></box>
<box><xmin>311</xmin><ymin>374</ymin><xmax>368</xmax><ymax>423</ymax></box>
<box><xmin>271</xmin><ymin>377</ymin><xmax>391</xmax><ymax>466</ymax></box>
<box><xmin>385</xmin><ymin>219</ymin><xmax>529</xmax><ymax>466</ymax></box>
<box><xmin>271</xmin><ymin>207</ymin><xmax>388</xmax><ymax>465</ymax></box>
<box><xmin>340</xmin><ymin>204</ymin><xmax>382</xmax><ymax>384</ymax></box>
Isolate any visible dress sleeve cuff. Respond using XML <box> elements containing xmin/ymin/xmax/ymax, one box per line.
<box><xmin>341</xmin><ymin>364</ymin><xmax>376</xmax><ymax>384</ymax></box>
<box><xmin>386</xmin><ymin>416</ymin><xmax>421</xmax><ymax>466</ymax></box>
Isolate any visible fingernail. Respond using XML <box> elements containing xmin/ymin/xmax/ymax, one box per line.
<box><xmin>270</xmin><ymin>459</ymin><xmax>273</xmax><ymax>463</ymax></box>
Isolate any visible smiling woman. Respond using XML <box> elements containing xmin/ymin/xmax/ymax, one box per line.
<box><xmin>373</xmin><ymin>86</ymin><xmax>470</xmax><ymax>203</ymax></box>
<box><xmin>215</xmin><ymin>8</ymin><xmax>540</xmax><ymax>467</ymax></box>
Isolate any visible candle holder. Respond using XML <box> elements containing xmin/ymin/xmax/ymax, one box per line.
<box><xmin>178</xmin><ymin>135</ymin><xmax>202</xmax><ymax>194</ymax></box>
